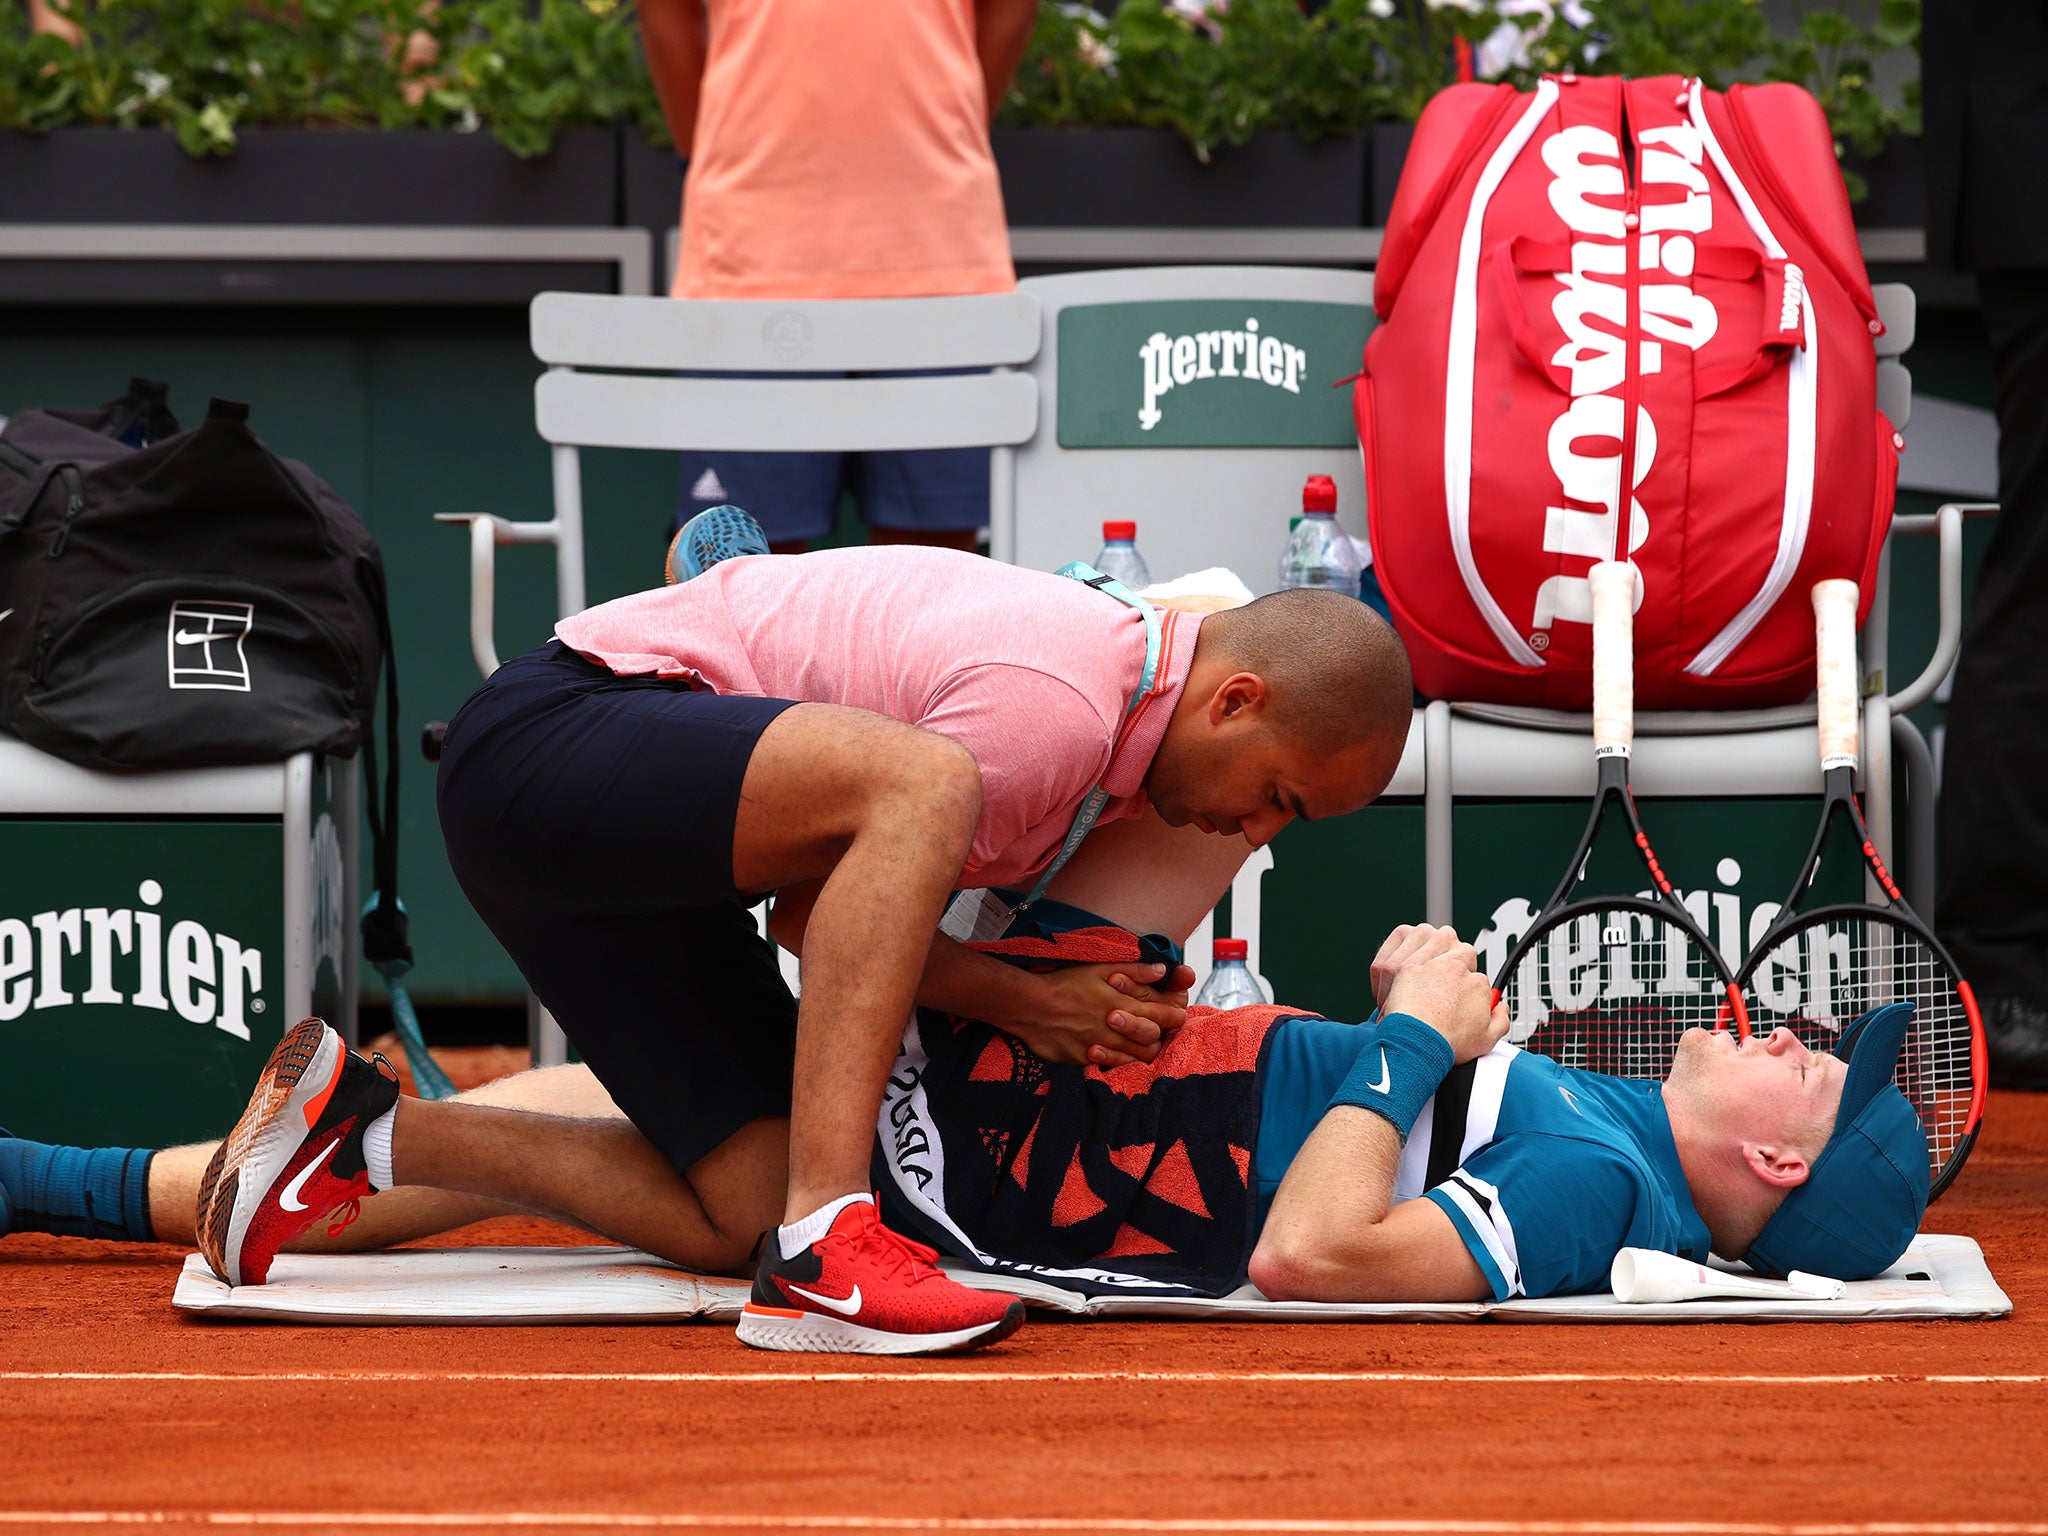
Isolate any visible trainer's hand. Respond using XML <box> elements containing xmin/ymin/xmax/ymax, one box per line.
<box><xmin>1381</xmin><ymin>942</ymin><xmax>1510</xmax><ymax>1065</ymax></box>
<box><xmin>1370</xmin><ymin>923</ymin><xmax>1472</xmax><ymax>1009</ymax></box>
<box><xmin>1001</xmin><ymin>963</ymin><xmax>1190</xmax><ymax>1069</ymax></box>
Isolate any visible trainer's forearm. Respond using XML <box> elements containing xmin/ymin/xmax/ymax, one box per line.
<box><xmin>770</xmin><ymin>881</ymin><xmax>1039</xmax><ymax>1030</ymax></box>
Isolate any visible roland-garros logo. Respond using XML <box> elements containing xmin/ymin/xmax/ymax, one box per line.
<box><xmin>0</xmin><ymin>879</ymin><xmax>266</xmax><ymax>1040</ymax></box>
<box><xmin>1138</xmin><ymin>316</ymin><xmax>1310</xmax><ymax>432</ymax></box>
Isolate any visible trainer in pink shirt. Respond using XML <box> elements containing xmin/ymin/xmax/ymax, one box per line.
<box><xmin>554</xmin><ymin>548</ymin><xmax>1199</xmax><ymax>890</ymax></box>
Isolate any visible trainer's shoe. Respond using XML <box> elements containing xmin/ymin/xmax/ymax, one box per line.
<box><xmin>738</xmin><ymin>1198</ymin><xmax>1024</xmax><ymax>1355</ymax></box>
<box><xmin>0</xmin><ymin>1128</ymin><xmax>12</xmax><ymax>1239</ymax></box>
<box><xmin>665</xmin><ymin>503</ymin><xmax>769</xmax><ymax>585</ymax></box>
<box><xmin>196</xmin><ymin>1018</ymin><xmax>399</xmax><ymax>1287</ymax></box>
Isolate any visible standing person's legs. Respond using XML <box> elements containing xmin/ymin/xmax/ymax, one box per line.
<box><xmin>673</xmin><ymin>445</ymin><xmax>844</xmax><ymax>557</ymax></box>
<box><xmin>854</xmin><ymin>389</ymin><xmax>989</xmax><ymax>553</ymax></box>
<box><xmin>1937</xmin><ymin>269</ymin><xmax>2048</xmax><ymax>1089</ymax></box>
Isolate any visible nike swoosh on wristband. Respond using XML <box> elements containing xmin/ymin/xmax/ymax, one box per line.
<box><xmin>785</xmin><ymin>1282</ymin><xmax>863</xmax><ymax>1317</ymax></box>
<box><xmin>1366</xmin><ymin>1048</ymin><xmax>1392</xmax><ymax>1095</ymax></box>
<box><xmin>278</xmin><ymin>1141</ymin><xmax>339</xmax><ymax>1212</ymax></box>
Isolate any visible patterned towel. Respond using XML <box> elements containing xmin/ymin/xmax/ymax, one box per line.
<box><xmin>873</xmin><ymin>922</ymin><xmax>1311</xmax><ymax>1297</ymax></box>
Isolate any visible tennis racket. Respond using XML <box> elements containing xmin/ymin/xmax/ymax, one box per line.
<box><xmin>1733</xmin><ymin>579</ymin><xmax>1985</xmax><ymax>1198</ymax></box>
<box><xmin>1493</xmin><ymin>561</ymin><xmax>1749</xmax><ymax>1079</ymax></box>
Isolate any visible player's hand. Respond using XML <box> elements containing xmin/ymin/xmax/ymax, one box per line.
<box><xmin>1370</xmin><ymin>923</ymin><xmax>1471</xmax><ymax>1010</ymax></box>
<box><xmin>999</xmin><ymin>962</ymin><xmax>1189</xmax><ymax>1069</ymax></box>
<box><xmin>1382</xmin><ymin>942</ymin><xmax>1510</xmax><ymax>1065</ymax></box>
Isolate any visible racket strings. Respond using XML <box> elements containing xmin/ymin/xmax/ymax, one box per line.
<box><xmin>1740</xmin><ymin>913</ymin><xmax>1975</xmax><ymax>1184</ymax></box>
<box><xmin>1500</xmin><ymin>905</ymin><xmax>1737</xmax><ymax>1081</ymax></box>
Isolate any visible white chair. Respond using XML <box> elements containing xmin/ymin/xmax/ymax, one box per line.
<box><xmin>442</xmin><ymin>289</ymin><xmax>1044</xmax><ymax>1059</ymax></box>
<box><xmin>1006</xmin><ymin>266</ymin><xmax>1404</xmax><ymax>993</ymax></box>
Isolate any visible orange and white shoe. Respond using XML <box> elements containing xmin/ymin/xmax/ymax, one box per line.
<box><xmin>737</xmin><ymin>1197</ymin><xmax>1024</xmax><ymax>1355</ymax></box>
<box><xmin>195</xmin><ymin>1017</ymin><xmax>399</xmax><ymax>1287</ymax></box>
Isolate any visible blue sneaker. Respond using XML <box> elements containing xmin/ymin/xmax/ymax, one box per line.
<box><xmin>665</xmin><ymin>503</ymin><xmax>770</xmax><ymax>585</ymax></box>
<box><xmin>0</xmin><ymin>1128</ymin><xmax>13</xmax><ymax>1238</ymax></box>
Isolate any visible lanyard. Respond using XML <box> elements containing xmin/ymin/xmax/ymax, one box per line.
<box><xmin>940</xmin><ymin>561</ymin><xmax>1163</xmax><ymax>943</ymax></box>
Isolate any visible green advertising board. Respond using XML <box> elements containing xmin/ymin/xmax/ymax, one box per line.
<box><xmin>1057</xmin><ymin>300</ymin><xmax>1372</xmax><ymax>449</ymax></box>
<box><xmin>1258</xmin><ymin>794</ymin><xmax>1863</xmax><ymax>1028</ymax></box>
<box><xmin>0</xmin><ymin>818</ymin><xmax>289</xmax><ymax>1146</ymax></box>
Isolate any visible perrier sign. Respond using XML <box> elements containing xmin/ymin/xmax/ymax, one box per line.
<box><xmin>1056</xmin><ymin>299</ymin><xmax>1373</xmax><ymax>450</ymax></box>
<box><xmin>0</xmin><ymin>819</ymin><xmax>286</xmax><ymax>1146</ymax></box>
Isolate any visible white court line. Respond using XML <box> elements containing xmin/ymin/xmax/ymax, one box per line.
<box><xmin>0</xmin><ymin>1520</ymin><xmax>2044</xmax><ymax>1533</ymax></box>
<box><xmin>0</xmin><ymin>1370</ymin><xmax>2042</xmax><ymax>1386</ymax></box>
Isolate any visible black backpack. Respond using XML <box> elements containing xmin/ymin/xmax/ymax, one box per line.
<box><xmin>0</xmin><ymin>378</ymin><xmax>409</xmax><ymax>967</ymax></box>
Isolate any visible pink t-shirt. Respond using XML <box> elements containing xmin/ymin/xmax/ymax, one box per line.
<box><xmin>675</xmin><ymin>0</ymin><xmax>1015</xmax><ymax>300</ymax></box>
<box><xmin>554</xmin><ymin>548</ymin><xmax>1200</xmax><ymax>889</ymax></box>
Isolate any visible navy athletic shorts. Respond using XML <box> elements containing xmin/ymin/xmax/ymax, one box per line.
<box><xmin>671</xmin><ymin>372</ymin><xmax>990</xmax><ymax>545</ymax></box>
<box><xmin>436</xmin><ymin>640</ymin><xmax>800</xmax><ymax>1174</ymax></box>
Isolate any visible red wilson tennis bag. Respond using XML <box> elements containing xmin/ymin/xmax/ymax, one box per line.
<box><xmin>1357</xmin><ymin>74</ymin><xmax>1898</xmax><ymax>709</ymax></box>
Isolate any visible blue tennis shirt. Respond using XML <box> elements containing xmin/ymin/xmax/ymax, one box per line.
<box><xmin>1255</xmin><ymin>1017</ymin><xmax>1714</xmax><ymax>1300</ymax></box>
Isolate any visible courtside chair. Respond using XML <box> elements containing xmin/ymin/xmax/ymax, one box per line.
<box><xmin>1419</xmin><ymin>284</ymin><xmax>1969</xmax><ymax>945</ymax></box>
<box><xmin>440</xmin><ymin>289</ymin><xmax>1043</xmax><ymax>1063</ymax></box>
<box><xmin>1005</xmin><ymin>266</ymin><xmax>1398</xmax><ymax>998</ymax></box>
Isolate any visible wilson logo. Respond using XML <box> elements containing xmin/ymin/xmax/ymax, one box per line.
<box><xmin>1532</xmin><ymin>124</ymin><xmax>1722</xmax><ymax>637</ymax></box>
<box><xmin>1138</xmin><ymin>317</ymin><xmax>1309</xmax><ymax>432</ymax></box>
<box><xmin>0</xmin><ymin>879</ymin><xmax>265</xmax><ymax>1039</ymax></box>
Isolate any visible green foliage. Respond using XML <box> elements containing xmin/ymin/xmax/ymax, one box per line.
<box><xmin>0</xmin><ymin>0</ymin><xmax>663</xmax><ymax>157</ymax></box>
<box><xmin>0</xmin><ymin>0</ymin><xmax>1918</xmax><ymax>183</ymax></box>
<box><xmin>1004</xmin><ymin>0</ymin><xmax>1500</xmax><ymax>158</ymax></box>
<box><xmin>1002</xmin><ymin>0</ymin><xmax>1920</xmax><ymax>191</ymax></box>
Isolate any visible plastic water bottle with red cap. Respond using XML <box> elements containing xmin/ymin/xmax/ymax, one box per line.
<box><xmin>1278</xmin><ymin>475</ymin><xmax>1362</xmax><ymax>599</ymax></box>
<box><xmin>1094</xmin><ymin>520</ymin><xmax>1151</xmax><ymax>590</ymax></box>
<box><xmin>1194</xmin><ymin>937</ymin><xmax>1268</xmax><ymax>1009</ymax></box>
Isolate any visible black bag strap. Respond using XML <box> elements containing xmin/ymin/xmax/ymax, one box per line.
<box><xmin>100</xmin><ymin>377</ymin><xmax>179</xmax><ymax>448</ymax></box>
<box><xmin>0</xmin><ymin>455</ymin><xmax>64</xmax><ymax>537</ymax></box>
<box><xmin>358</xmin><ymin>558</ymin><xmax>412</xmax><ymax>974</ymax></box>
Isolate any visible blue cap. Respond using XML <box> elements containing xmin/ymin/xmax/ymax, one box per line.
<box><xmin>1743</xmin><ymin>1002</ymin><xmax>1930</xmax><ymax>1281</ymax></box>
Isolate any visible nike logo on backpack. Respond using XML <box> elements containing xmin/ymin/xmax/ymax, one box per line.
<box><xmin>785</xmin><ymin>1282</ymin><xmax>863</xmax><ymax>1317</ymax></box>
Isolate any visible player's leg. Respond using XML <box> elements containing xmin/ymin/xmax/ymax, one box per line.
<box><xmin>1042</xmin><ymin>806</ymin><xmax>1258</xmax><ymax>948</ymax></box>
<box><xmin>0</xmin><ymin>1063</ymin><xmax>619</xmax><ymax>1251</ymax></box>
<box><xmin>389</xmin><ymin>1101</ymin><xmax>786</xmax><ymax>1273</ymax></box>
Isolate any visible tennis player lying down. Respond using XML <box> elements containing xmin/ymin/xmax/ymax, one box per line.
<box><xmin>2</xmin><ymin>845</ymin><xmax>1930</xmax><ymax>1318</ymax></box>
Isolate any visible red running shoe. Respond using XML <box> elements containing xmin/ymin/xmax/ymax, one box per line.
<box><xmin>196</xmin><ymin>1017</ymin><xmax>399</xmax><ymax>1287</ymax></box>
<box><xmin>738</xmin><ymin>1198</ymin><xmax>1024</xmax><ymax>1355</ymax></box>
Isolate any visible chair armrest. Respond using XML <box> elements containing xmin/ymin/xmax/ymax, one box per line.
<box><xmin>1887</xmin><ymin>503</ymin><xmax>1995</xmax><ymax>714</ymax></box>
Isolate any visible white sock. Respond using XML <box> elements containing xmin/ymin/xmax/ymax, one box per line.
<box><xmin>777</xmin><ymin>1192</ymin><xmax>872</xmax><ymax>1260</ymax></box>
<box><xmin>361</xmin><ymin>1106</ymin><xmax>397</xmax><ymax>1191</ymax></box>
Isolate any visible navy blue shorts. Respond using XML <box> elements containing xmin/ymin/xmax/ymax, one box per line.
<box><xmin>672</xmin><ymin>372</ymin><xmax>990</xmax><ymax>544</ymax></box>
<box><xmin>436</xmin><ymin>640</ymin><xmax>801</xmax><ymax>1174</ymax></box>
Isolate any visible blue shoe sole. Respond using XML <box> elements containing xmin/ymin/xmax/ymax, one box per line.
<box><xmin>666</xmin><ymin>504</ymin><xmax>770</xmax><ymax>585</ymax></box>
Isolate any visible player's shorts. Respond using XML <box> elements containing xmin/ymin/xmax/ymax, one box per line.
<box><xmin>672</xmin><ymin>371</ymin><xmax>990</xmax><ymax>545</ymax></box>
<box><xmin>436</xmin><ymin>639</ymin><xmax>801</xmax><ymax>1174</ymax></box>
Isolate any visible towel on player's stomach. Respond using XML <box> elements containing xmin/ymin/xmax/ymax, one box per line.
<box><xmin>872</xmin><ymin>918</ymin><xmax>1312</xmax><ymax>1298</ymax></box>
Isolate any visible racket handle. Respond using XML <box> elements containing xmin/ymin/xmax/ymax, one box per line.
<box><xmin>1589</xmin><ymin>561</ymin><xmax>1635</xmax><ymax>757</ymax></box>
<box><xmin>1812</xmin><ymin>579</ymin><xmax>1860</xmax><ymax>771</ymax></box>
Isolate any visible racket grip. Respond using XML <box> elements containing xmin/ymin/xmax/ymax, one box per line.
<box><xmin>1589</xmin><ymin>561</ymin><xmax>1635</xmax><ymax>756</ymax></box>
<box><xmin>1812</xmin><ymin>579</ymin><xmax>1860</xmax><ymax>770</ymax></box>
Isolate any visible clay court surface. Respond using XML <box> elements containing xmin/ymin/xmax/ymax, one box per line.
<box><xmin>5</xmin><ymin>1045</ymin><xmax>2045</xmax><ymax>1536</ymax></box>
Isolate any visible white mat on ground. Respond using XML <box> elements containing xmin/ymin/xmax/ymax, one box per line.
<box><xmin>172</xmin><ymin>1234</ymin><xmax>2008</xmax><ymax>1325</ymax></box>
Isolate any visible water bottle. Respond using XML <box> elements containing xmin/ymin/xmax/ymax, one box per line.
<box><xmin>1278</xmin><ymin>475</ymin><xmax>1362</xmax><ymax>599</ymax></box>
<box><xmin>1195</xmin><ymin>937</ymin><xmax>1268</xmax><ymax>1009</ymax></box>
<box><xmin>1094</xmin><ymin>520</ymin><xmax>1151</xmax><ymax>590</ymax></box>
